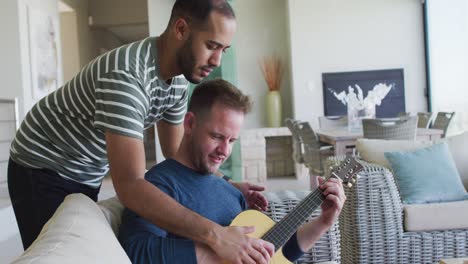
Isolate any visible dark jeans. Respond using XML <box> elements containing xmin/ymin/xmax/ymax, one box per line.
<box><xmin>8</xmin><ymin>158</ymin><xmax>100</xmax><ymax>250</ymax></box>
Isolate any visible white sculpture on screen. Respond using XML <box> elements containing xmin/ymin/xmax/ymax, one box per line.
<box><xmin>328</xmin><ymin>83</ymin><xmax>393</xmax><ymax>131</ymax></box>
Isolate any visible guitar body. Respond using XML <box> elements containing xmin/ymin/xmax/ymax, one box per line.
<box><xmin>228</xmin><ymin>210</ymin><xmax>292</xmax><ymax>264</ymax></box>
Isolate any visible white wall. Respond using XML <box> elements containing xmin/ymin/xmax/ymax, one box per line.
<box><xmin>60</xmin><ymin>10</ymin><xmax>80</xmax><ymax>82</ymax></box>
<box><xmin>145</xmin><ymin>0</ymin><xmax>427</xmax><ymax>131</ymax></box>
<box><xmin>89</xmin><ymin>0</ymin><xmax>148</xmax><ymax>26</ymax></box>
<box><xmin>61</xmin><ymin>0</ymin><xmax>100</xmax><ymax>67</ymax></box>
<box><xmin>426</xmin><ymin>0</ymin><xmax>468</xmax><ymax>135</ymax></box>
<box><xmin>0</xmin><ymin>0</ymin><xmax>24</xmax><ymax>118</ymax></box>
<box><xmin>1</xmin><ymin>0</ymin><xmax>62</xmax><ymax>120</ymax></box>
<box><xmin>287</xmin><ymin>0</ymin><xmax>426</xmax><ymax>128</ymax></box>
<box><xmin>235</xmin><ymin>0</ymin><xmax>293</xmax><ymax>128</ymax></box>
<box><xmin>147</xmin><ymin>0</ymin><xmax>173</xmax><ymax>36</ymax></box>
<box><xmin>61</xmin><ymin>0</ymin><xmax>131</xmax><ymax>71</ymax></box>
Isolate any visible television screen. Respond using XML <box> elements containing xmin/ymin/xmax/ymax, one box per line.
<box><xmin>322</xmin><ymin>68</ymin><xmax>405</xmax><ymax>118</ymax></box>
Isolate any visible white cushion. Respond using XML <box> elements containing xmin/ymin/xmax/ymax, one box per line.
<box><xmin>13</xmin><ymin>193</ymin><xmax>130</xmax><ymax>264</ymax></box>
<box><xmin>446</xmin><ymin>132</ymin><xmax>468</xmax><ymax>190</ymax></box>
<box><xmin>403</xmin><ymin>200</ymin><xmax>468</xmax><ymax>232</ymax></box>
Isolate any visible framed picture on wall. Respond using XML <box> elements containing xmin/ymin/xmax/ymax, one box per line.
<box><xmin>322</xmin><ymin>69</ymin><xmax>405</xmax><ymax>118</ymax></box>
<box><xmin>27</xmin><ymin>6</ymin><xmax>59</xmax><ymax>100</ymax></box>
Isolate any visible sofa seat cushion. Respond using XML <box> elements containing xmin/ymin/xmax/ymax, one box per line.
<box><xmin>13</xmin><ymin>193</ymin><xmax>131</xmax><ymax>264</ymax></box>
<box><xmin>403</xmin><ymin>199</ymin><xmax>468</xmax><ymax>232</ymax></box>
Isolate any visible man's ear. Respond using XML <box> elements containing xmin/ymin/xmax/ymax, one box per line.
<box><xmin>184</xmin><ymin>112</ymin><xmax>196</xmax><ymax>134</ymax></box>
<box><xmin>173</xmin><ymin>18</ymin><xmax>191</xmax><ymax>41</ymax></box>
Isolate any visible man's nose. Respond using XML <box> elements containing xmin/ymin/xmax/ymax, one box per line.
<box><xmin>217</xmin><ymin>140</ymin><xmax>230</xmax><ymax>156</ymax></box>
<box><xmin>209</xmin><ymin>50</ymin><xmax>222</xmax><ymax>68</ymax></box>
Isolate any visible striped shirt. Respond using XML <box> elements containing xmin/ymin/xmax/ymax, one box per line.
<box><xmin>10</xmin><ymin>37</ymin><xmax>189</xmax><ymax>188</ymax></box>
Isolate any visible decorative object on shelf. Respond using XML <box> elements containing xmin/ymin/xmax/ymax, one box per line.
<box><xmin>328</xmin><ymin>83</ymin><xmax>393</xmax><ymax>131</ymax></box>
<box><xmin>260</xmin><ymin>55</ymin><xmax>283</xmax><ymax>127</ymax></box>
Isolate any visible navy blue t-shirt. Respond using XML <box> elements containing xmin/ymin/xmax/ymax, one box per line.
<box><xmin>118</xmin><ymin>159</ymin><xmax>305</xmax><ymax>264</ymax></box>
<box><xmin>119</xmin><ymin>159</ymin><xmax>246</xmax><ymax>263</ymax></box>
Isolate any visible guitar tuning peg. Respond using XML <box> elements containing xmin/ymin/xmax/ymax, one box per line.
<box><xmin>352</xmin><ymin>178</ymin><xmax>356</xmax><ymax>183</ymax></box>
<box><xmin>347</xmin><ymin>182</ymin><xmax>353</xmax><ymax>188</ymax></box>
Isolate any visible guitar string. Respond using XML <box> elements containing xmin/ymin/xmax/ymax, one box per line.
<box><xmin>263</xmin><ymin>162</ymin><xmax>358</xmax><ymax>248</ymax></box>
<box><xmin>264</xmin><ymin>191</ymin><xmax>323</xmax><ymax>247</ymax></box>
<box><xmin>263</xmin><ymin>186</ymin><xmax>325</xmax><ymax>247</ymax></box>
<box><xmin>263</xmin><ymin>178</ymin><xmax>325</xmax><ymax>244</ymax></box>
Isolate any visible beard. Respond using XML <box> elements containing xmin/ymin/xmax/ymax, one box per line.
<box><xmin>187</xmin><ymin>138</ymin><xmax>220</xmax><ymax>175</ymax></box>
<box><xmin>177</xmin><ymin>36</ymin><xmax>201</xmax><ymax>84</ymax></box>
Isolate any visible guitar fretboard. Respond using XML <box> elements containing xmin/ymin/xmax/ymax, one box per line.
<box><xmin>261</xmin><ymin>182</ymin><xmax>326</xmax><ymax>250</ymax></box>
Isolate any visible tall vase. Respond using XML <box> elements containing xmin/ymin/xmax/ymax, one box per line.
<box><xmin>266</xmin><ymin>90</ymin><xmax>282</xmax><ymax>127</ymax></box>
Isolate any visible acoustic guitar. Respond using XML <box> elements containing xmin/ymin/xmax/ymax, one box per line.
<box><xmin>229</xmin><ymin>157</ymin><xmax>363</xmax><ymax>264</ymax></box>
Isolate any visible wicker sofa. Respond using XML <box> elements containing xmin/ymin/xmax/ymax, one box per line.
<box><xmin>14</xmin><ymin>191</ymin><xmax>340</xmax><ymax>263</ymax></box>
<box><xmin>328</xmin><ymin>156</ymin><xmax>468</xmax><ymax>264</ymax></box>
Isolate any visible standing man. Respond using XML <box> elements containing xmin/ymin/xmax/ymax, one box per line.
<box><xmin>8</xmin><ymin>0</ymin><xmax>272</xmax><ymax>262</ymax></box>
<box><xmin>118</xmin><ymin>79</ymin><xmax>346</xmax><ymax>263</ymax></box>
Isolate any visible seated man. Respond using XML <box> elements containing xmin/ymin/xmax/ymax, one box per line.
<box><xmin>118</xmin><ymin>79</ymin><xmax>346</xmax><ymax>264</ymax></box>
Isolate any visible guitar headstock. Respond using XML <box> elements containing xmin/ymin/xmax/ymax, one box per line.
<box><xmin>329</xmin><ymin>157</ymin><xmax>364</xmax><ymax>188</ymax></box>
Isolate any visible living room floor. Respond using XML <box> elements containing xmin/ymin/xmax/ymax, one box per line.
<box><xmin>0</xmin><ymin>176</ymin><xmax>309</xmax><ymax>262</ymax></box>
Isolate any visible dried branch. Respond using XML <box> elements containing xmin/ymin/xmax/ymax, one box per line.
<box><xmin>259</xmin><ymin>55</ymin><xmax>283</xmax><ymax>91</ymax></box>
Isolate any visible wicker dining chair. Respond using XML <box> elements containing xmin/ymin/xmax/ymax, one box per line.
<box><xmin>295</xmin><ymin>121</ymin><xmax>327</xmax><ymax>175</ymax></box>
<box><xmin>285</xmin><ymin>118</ymin><xmax>305</xmax><ymax>164</ymax></box>
<box><xmin>318</xmin><ymin>116</ymin><xmax>348</xmax><ymax>129</ymax></box>
<box><xmin>431</xmin><ymin>111</ymin><xmax>455</xmax><ymax>138</ymax></box>
<box><xmin>285</xmin><ymin>119</ymin><xmax>334</xmax><ymax>172</ymax></box>
<box><xmin>397</xmin><ymin>112</ymin><xmax>411</xmax><ymax>118</ymax></box>
<box><xmin>362</xmin><ymin>116</ymin><xmax>418</xmax><ymax>140</ymax></box>
<box><xmin>417</xmin><ymin>112</ymin><xmax>433</xmax><ymax>128</ymax></box>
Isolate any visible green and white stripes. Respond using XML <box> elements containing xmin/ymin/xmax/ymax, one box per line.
<box><xmin>10</xmin><ymin>37</ymin><xmax>188</xmax><ymax>188</ymax></box>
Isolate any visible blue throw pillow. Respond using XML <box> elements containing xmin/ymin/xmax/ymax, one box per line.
<box><xmin>384</xmin><ymin>142</ymin><xmax>468</xmax><ymax>204</ymax></box>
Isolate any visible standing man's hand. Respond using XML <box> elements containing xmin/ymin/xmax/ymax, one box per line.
<box><xmin>231</xmin><ymin>182</ymin><xmax>268</xmax><ymax>211</ymax></box>
<box><xmin>208</xmin><ymin>225</ymin><xmax>274</xmax><ymax>264</ymax></box>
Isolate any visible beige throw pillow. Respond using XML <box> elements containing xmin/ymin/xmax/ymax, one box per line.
<box><xmin>356</xmin><ymin>139</ymin><xmax>433</xmax><ymax>168</ymax></box>
<box><xmin>445</xmin><ymin>132</ymin><xmax>468</xmax><ymax>190</ymax></box>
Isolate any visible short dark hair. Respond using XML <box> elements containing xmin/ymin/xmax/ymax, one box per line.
<box><xmin>188</xmin><ymin>79</ymin><xmax>252</xmax><ymax>119</ymax></box>
<box><xmin>169</xmin><ymin>0</ymin><xmax>235</xmax><ymax>28</ymax></box>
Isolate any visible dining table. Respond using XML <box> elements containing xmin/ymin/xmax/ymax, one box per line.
<box><xmin>316</xmin><ymin>128</ymin><xmax>444</xmax><ymax>156</ymax></box>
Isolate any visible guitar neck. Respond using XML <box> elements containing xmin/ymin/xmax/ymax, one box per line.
<box><xmin>261</xmin><ymin>178</ymin><xmax>329</xmax><ymax>250</ymax></box>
